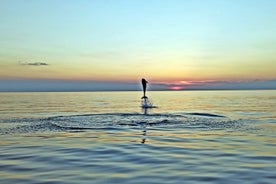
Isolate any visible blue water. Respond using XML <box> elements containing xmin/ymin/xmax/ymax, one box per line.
<box><xmin>0</xmin><ymin>91</ymin><xmax>275</xmax><ymax>184</ymax></box>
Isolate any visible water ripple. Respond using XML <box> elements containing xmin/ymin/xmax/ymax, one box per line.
<box><xmin>0</xmin><ymin>112</ymin><xmax>250</xmax><ymax>135</ymax></box>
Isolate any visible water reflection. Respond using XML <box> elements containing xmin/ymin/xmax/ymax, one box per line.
<box><xmin>141</xmin><ymin>107</ymin><xmax>149</xmax><ymax>144</ymax></box>
<box><xmin>142</xmin><ymin>107</ymin><xmax>149</xmax><ymax>115</ymax></box>
<box><xmin>141</xmin><ymin>128</ymin><xmax>147</xmax><ymax>144</ymax></box>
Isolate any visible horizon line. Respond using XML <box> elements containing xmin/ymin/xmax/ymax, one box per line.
<box><xmin>1</xmin><ymin>88</ymin><xmax>276</xmax><ymax>93</ymax></box>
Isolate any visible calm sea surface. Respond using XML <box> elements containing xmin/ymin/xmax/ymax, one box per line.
<box><xmin>0</xmin><ymin>91</ymin><xmax>275</xmax><ymax>184</ymax></box>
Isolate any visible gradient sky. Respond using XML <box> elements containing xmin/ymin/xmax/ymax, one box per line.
<box><xmin>0</xmin><ymin>0</ymin><xmax>276</xmax><ymax>91</ymax></box>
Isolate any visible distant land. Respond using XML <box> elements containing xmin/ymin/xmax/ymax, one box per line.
<box><xmin>0</xmin><ymin>79</ymin><xmax>276</xmax><ymax>92</ymax></box>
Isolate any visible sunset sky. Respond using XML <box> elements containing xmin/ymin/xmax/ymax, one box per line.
<box><xmin>0</xmin><ymin>0</ymin><xmax>276</xmax><ymax>91</ymax></box>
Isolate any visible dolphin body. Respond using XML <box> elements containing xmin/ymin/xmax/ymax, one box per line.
<box><xmin>140</xmin><ymin>78</ymin><xmax>156</xmax><ymax>109</ymax></box>
<box><xmin>141</xmin><ymin>78</ymin><xmax>148</xmax><ymax>99</ymax></box>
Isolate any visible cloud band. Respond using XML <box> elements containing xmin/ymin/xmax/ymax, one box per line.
<box><xmin>19</xmin><ymin>61</ymin><xmax>49</xmax><ymax>66</ymax></box>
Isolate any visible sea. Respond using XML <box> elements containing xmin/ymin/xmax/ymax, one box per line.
<box><xmin>0</xmin><ymin>90</ymin><xmax>275</xmax><ymax>184</ymax></box>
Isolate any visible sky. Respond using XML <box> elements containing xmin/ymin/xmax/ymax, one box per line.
<box><xmin>0</xmin><ymin>0</ymin><xmax>276</xmax><ymax>91</ymax></box>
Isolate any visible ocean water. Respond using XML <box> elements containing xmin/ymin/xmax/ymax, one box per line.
<box><xmin>0</xmin><ymin>91</ymin><xmax>275</xmax><ymax>184</ymax></box>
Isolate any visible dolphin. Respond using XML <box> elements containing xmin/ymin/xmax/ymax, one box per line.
<box><xmin>141</xmin><ymin>78</ymin><xmax>148</xmax><ymax>99</ymax></box>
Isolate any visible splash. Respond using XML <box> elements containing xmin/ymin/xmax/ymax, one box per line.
<box><xmin>141</xmin><ymin>98</ymin><xmax>156</xmax><ymax>109</ymax></box>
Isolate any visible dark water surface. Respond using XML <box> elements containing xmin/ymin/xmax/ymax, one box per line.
<box><xmin>0</xmin><ymin>91</ymin><xmax>275</xmax><ymax>183</ymax></box>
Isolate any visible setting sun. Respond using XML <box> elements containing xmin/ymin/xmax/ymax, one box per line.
<box><xmin>170</xmin><ymin>86</ymin><xmax>183</xmax><ymax>90</ymax></box>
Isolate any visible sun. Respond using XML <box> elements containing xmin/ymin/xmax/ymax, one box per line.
<box><xmin>170</xmin><ymin>86</ymin><xmax>183</xmax><ymax>90</ymax></box>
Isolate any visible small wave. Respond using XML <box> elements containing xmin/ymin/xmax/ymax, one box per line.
<box><xmin>185</xmin><ymin>112</ymin><xmax>225</xmax><ymax>118</ymax></box>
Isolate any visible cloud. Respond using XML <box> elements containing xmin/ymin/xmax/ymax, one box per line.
<box><xmin>153</xmin><ymin>79</ymin><xmax>276</xmax><ymax>90</ymax></box>
<box><xmin>18</xmin><ymin>61</ymin><xmax>49</xmax><ymax>66</ymax></box>
<box><xmin>153</xmin><ymin>80</ymin><xmax>218</xmax><ymax>89</ymax></box>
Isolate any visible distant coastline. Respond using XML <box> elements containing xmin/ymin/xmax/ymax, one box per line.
<box><xmin>0</xmin><ymin>79</ymin><xmax>276</xmax><ymax>92</ymax></box>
